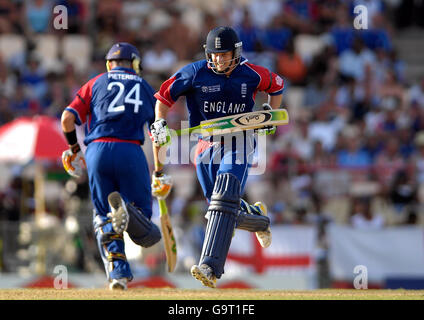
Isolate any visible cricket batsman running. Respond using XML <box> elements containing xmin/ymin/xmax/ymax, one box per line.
<box><xmin>150</xmin><ymin>26</ymin><xmax>285</xmax><ymax>288</ymax></box>
<box><xmin>61</xmin><ymin>42</ymin><xmax>163</xmax><ymax>290</ymax></box>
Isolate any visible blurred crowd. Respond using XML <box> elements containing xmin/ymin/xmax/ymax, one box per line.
<box><xmin>0</xmin><ymin>0</ymin><xmax>424</xmax><ymax>276</ymax></box>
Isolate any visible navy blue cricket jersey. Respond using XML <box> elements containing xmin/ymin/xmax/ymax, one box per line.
<box><xmin>65</xmin><ymin>66</ymin><xmax>156</xmax><ymax>145</ymax></box>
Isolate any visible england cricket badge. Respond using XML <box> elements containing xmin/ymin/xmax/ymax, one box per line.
<box><xmin>241</xmin><ymin>83</ymin><xmax>247</xmax><ymax>98</ymax></box>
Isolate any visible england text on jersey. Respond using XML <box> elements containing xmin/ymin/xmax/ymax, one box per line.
<box><xmin>203</xmin><ymin>101</ymin><xmax>246</xmax><ymax>114</ymax></box>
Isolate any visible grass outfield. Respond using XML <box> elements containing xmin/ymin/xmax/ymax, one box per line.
<box><xmin>0</xmin><ymin>288</ymin><xmax>423</xmax><ymax>300</ymax></box>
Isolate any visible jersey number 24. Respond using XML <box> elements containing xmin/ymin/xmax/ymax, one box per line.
<box><xmin>107</xmin><ymin>82</ymin><xmax>143</xmax><ymax>113</ymax></box>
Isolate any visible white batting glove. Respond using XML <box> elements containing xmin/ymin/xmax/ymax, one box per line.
<box><xmin>152</xmin><ymin>171</ymin><xmax>173</xmax><ymax>200</ymax></box>
<box><xmin>256</xmin><ymin>103</ymin><xmax>276</xmax><ymax>136</ymax></box>
<box><xmin>62</xmin><ymin>144</ymin><xmax>86</xmax><ymax>178</ymax></box>
<box><xmin>150</xmin><ymin>118</ymin><xmax>171</xmax><ymax>147</ymax></box>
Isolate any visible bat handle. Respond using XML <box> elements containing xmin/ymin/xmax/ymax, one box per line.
<box><xmin>158</xmin><ymin>198</ymin><xmax>168</xmax><ymax>215</ymax></box>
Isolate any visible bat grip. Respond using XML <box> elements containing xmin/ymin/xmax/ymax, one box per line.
<box><xmin>158</xmin><ymin>199</ymin><xmax>168</xmax><ymax>215</ymax></box>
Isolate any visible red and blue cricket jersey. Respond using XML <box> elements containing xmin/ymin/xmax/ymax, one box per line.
<box><xmin>66</xmin><ymin>66</ymin><xmax>156</xmax><ymax>146</ymax></box>
<box><xmin>154</xmin><ymin>58</ymin><xmax>284</xmax><ymax>128</ymax></box>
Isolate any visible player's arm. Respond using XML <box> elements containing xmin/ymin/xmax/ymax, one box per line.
<box><xmin>61</xmin><ymin>109</ymin><xmax>86</xmax><ymax>178</ymax></box>
<box><xmin>150</xmin><ymin>64</ymin><xmax>195</xmax><ymax>198</ymax></box>
<box><xmin>256</xmin><ymin>65</ymin><xmax>285</xmax><ymax>135</ymax></box>
<box><xmin>150</xmin><ymin>100</ymin><xmax>172</xmax><ymax>200</ymax></box>
<box><xmin>152</xmin><ymin>100</ymin><xmax>171</xmax><ymax>173</ymax></box>
<box><xmin>61</xmin><ymin>109</ymin><xmax>76</xmax><ymax>133</ymax></box>
<box><xmin>60</xmin><ymin>76</ymin><xmax>96</xmax><ymax>178</ymax></box>
<box><xmin>268</xmin><ymin>93</ymin><xmax>283</xmax><ymax>110</ymax></box>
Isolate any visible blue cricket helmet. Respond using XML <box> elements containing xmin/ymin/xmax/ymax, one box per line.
<box><xmin>204</xmin><ymin>26</ymin><xmax>242</xmax><ymax>74</ymax></box>
<box><xmin>105</xmin><ymin>42</ymin><xmax>142</xmax><ymax>74</ymax></box>
<box><xmin>204</xmin><ymin>26</ymin><xmax>242</xmax><ymax>53</ymax></box>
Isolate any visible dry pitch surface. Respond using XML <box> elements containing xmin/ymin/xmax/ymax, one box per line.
<box><xmin>0</xmin><ymin>288</ymin><xmax>423</xmax><ymax>300</ymax></box>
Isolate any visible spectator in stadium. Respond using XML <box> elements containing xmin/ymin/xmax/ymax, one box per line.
<box><xmin>292</xmin><ymin>204</ymin><xmax>310</xmax><ymax>225</ymax></box>
<box><xmin>315</xmin><ymin>0</ymin><xmax>340</xmax><ymax>32</ymax></box>
<box><xmin>162</xmin><ymin>9</ymin><xmax>198</xmax><ymax>61</ymax></box>
<box><xmin>282</xmin><ymin>0</ymin><xmax>319</xmax><ymax>34</ymax></box>
<box><xmin>245</xmin><ymin>40</ymin><xmax>275</xmax><ymax>72</ymax></box>
<box><xmin>303</xmin><ymin>75</ymin><xmax>328</xmax><ymax>110</ymax></box>
<box><xmin>374</xmin><ymin>136</ymin><xmax>406</xmax><ymax>192</ymax></box>
<box><xmin>307</xmin><ymin>105</ymin><xmax>346</xmax><ymax>151</ymax></box>
<box><xmin>43</xmin><ymin>77</ymin><xmax>66</xmax><ymax>118</ymax></box>
<box><xmin>376</xmin><ymin>70</ymin><xmax>406</xmax><ymax>110</ymax></box>
<box><xmin>262</xmin><ymin>16</ymin><xmax>292</xmax><ymax>52</ymax></box>
<box><xmin>24</xmin><ymin>0</ymin><xmax>53</xmax><ymax>34</ymax></box>
<box><xmin>309</xmin><ymin>139</ymin><xmax>336</xmax><ymax>168</ymax></box>
<box><xmin>10</xmin><ymin>85</ymin><xmax>39</xmax><ymax>117</ymax></box>
<box><xmin>397</xmin><ymin>127</ymin><xmax>416</xmax><ymax>159</ymax></box>
<box><xmin>338</xmin><ymin>37</ymin><xmax>376</xmax><ymax>82</ymax></box>
<box><xmin>336</xmin><ymin>126</ymin><xmax>372</xmax><ymax>169</ymax></box>
<box><xmin>388</xmin><ymin>49</ymin><xmax>407</xmax><ymax>85</ymax></box>
<box><xmin>409</xmin><ymin>77</ymin><xmax>424</xmax><ymax>109</ymax></box>
<box><xmin>142</xmin><ymin>39</ymin><xmax>177</xmax><ymax>81</ymax></box>
<box><xmin>0</xmin><ymin>175</ymin><xmax>23</xmax><ymax>222</ymax></box>
<box><xmin>0</xmin><ymin>0</ymin><xmax>14</xmax><ymax>21</ymax></box>
<box><xmin>362</xmin><ymin>131</ymin><xmax>384</xmax><ymax>162</ymax></box>
<box><xmin>234</xmin><ymin>10</ymin><xmax>260</xmax><ymax>53</ymax></box>
<box><xmin>329</xmin><ymin>3</ymin><xmax>355</xmax><ymax>55</ymax></box>
<box><xmin>0</xmin><ymin>95</ymin><xmax>13</xmax><ymax>125</ymax></box>
<box><xmin>276</xmin><ymin>37</ymin><xmax>307</xmax><ymax>86</ymax></box>
<box><xmin>284</xmin><ymin>116</ymin><xmax>314</xmax><ymax>161</ymax></box>
<box><xmin>0</xmin><ymin>58</ymin><xmax>17</xmax><ymax>99</ymax></box>
<box><xmin>246</xmin><ymin>0</ymin><xmax>282</xmax><ymax>29</ymax></box>
<box><xmin>0</xmin><ymin>0</ymin><xmax>21</xmax><ymax>34</ymax></box>
<box><xmin>310</xmin><ymin>43</ymin><xmax>339</xmax><ymax>80</ymax></box>
<box><xmin>269</xmin><ymin>201</ymin><xmax>286</xmax><ymax>225</ymax></box>
<box><xmin>404</xmin><ymin>208</ymin><xmax>419</xmax><ymax>225</ymax></box>
<box><xmin>19</xmin><ymin>56</ymin><xmax>48</xmax><ymax>101</ymax></box>
<box><xmin>349</xmin><ymin>196</ymin><xmax>385</xmax><ymax>229</ymax></box>
<box><xmin>63</xmin><ymin>63</ymin><xmax>81</xmax><ymax>99</ymax></box>
<box><xmin>388</xmin><ymin>169</ymin><xmax>418</xmax><ymax>214</ymax></box>
<box><xmin>375</xmin><ymin>97</ymin><xmax>399</xmax><ymax>134</ymax></box>
<box><xmin>94</xmin><ymin>0</ymin><xmax>122</xmax><ymax>55</ymax></box>
<box><xmin>410</xmin><ymin>104</ymin><xmax>424</xmax><ymax>133</ymax></box>
<box><xmin>411</xmin><ymin>131</ymin><xmax>424</xmax><ymax>185</ymax></box>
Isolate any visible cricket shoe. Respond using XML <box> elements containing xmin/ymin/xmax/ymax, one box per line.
<box><xmin>107</xmin><ymin>191</ymin><xmax>129</xmax><ymax>235</ymax></box>
<box><xmin>190</xmin><ymin>264</ymin><xmax>217</xmax><ymax>288</ymax></box>
<box><xmin>109</xmin><ymin>278</ymin><xmax>127</xmax><ymax>290</ymax></box>
<box><xmin>240</xmin><ymin>199</ymin><xmax>272</xmax><ymax>248</ymax></box>
<box><xmin>252</xmin><ymin>202</ymin><xmax>272</xmax><ymax>248</ymax></box>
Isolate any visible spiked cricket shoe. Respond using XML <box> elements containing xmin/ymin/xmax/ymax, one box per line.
<box><xmin>107</xmin><ymin>191</ymin><xmax>129</xmax><ymax>234</ymax></box>
<box><xmin>252</xmin><ymin>202</ymin><xmax>272</xmax><ymax>248</ymax></box>
<box><xmin>109</xmin><ymin>278</ymin><xmax>128</xmax><ymax>290</ymax></box>
<box><xmin>191</xmin><ymin>264</ymin><xmax>217</xmax><ymax>288</ymax></box>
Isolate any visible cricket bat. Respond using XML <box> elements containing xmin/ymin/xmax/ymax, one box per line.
<box><xmin>153</xmin><ymin>151</ymin><xmax>177</xmax><ymax>273</ymax></box>
<box><xmin>175</xmin><ymin>109</ymin><xmax>289</xmax><ymax>136</ymax></box>
<box><xmin>158</xmin><ymin>197</ymin><xmax>177</xmax><ymax>272</ymax></box>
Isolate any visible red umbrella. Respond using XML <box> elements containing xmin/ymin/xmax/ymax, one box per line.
<box><xmin>0</xmin><ymin>115</ymin><xmax>69</xmax><ymax>219</ymax></box>
<box><xmin>0</xmin><ymin>116</ymin><xmax>70</xmax><ymax>275</ymax></box>
<box><xmin>0</xmin><ymin>115</ymin><xmax>68</xmax><ymax>164</ymax></box>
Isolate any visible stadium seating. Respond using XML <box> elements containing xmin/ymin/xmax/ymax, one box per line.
<box><xmin>62</xmin><ymin>35</ymin><xmax>92</xmax><ymax>74</ymax></box>
<box><xmin>0</xmin><ymin>34</ymin><xmax>26</xmax><ymax>66</ymax></box>
<box><xmin>294</xmin><ymin>34</ymin><xmax>326</xmax><ymax>64</ymax></box>
<box><xmin>33</xmin><ymin>35</ymin><xmax>62</xmax><ymax>73</ymax></box>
